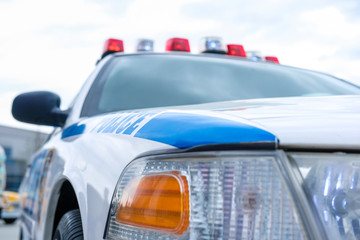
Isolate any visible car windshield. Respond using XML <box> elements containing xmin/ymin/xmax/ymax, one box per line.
<box><xmin>82</xmin><ymin>54</ymin><xmax>360</xmax><ymax>116</ymax></box>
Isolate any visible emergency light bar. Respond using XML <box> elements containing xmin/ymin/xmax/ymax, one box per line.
<box><xmin>265</xmin><ymin>56</ymin><xmax>280</xmax><ymax>64</ymax></box>
<box><xmin>166</xmin><ymin>38</ymin><xmax>190</xmax><ymax>52</ymax></box>
<box><xmin>226</xmin><ymin>44</ymin><xmax>247</xmax><ymax>57</ymax></box>
<box><xmin>137</xmin><ymin>39</ymin><xmax>154</xmax><ymax>52</ymax></box>
<box><xmin>98</xmin><ymin>37</ymin><xmax>281</xmax><ymax>65</ymax></box>
<box><xmin>102</xmin><ymin>38</ymin><xmax>124</xmax><ymax>58</ymax></box>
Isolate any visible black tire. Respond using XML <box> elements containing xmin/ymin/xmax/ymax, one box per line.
<box><xmin>53</xmin><ymin>209</ymin><xmax>83</xmax><ymax>240</ymax></box>
<box><xmin>4</xmin><ymin>218</ymin><xmax>17</xmax><ymax>224</ymax></box>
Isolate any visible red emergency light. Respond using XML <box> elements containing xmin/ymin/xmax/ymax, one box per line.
<box><xmin>102</xmin><ymin>38</ymin><xmax>124</xmax><ymax>58</ymax></box>
<box><xmin>265</xmin><ymin>56</ymin><xmax>280</xmax><ymax>64</ymax></box>
<box><xmin>166</xmin><ymin>38</ymin><xmax>190</xmax><ymax>52</ymax></box>
<box><xmin>226</xmin><ymin>44</ymin><xmax>247</xmax><ymax>57</ymax></box>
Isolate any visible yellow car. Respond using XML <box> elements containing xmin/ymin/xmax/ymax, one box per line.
<box><xmin>1</xmin><ymin>191</ymin><xmax>20</xmax><ymax>224</ymax></box>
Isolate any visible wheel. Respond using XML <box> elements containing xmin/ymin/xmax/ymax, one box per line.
<box><xmin>53</xmin><ymin>209</ymin><xmax>83</xmax><ymax>240</ymax></box>
<box><xmin>4</xmin><ymin>218</ymin><xmax>17</xmax><ymax>224</ymax></box>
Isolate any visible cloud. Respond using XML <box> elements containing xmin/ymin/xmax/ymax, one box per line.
<box><xmin>336</xmin><ymin>0</ymin><xmax>360</xmax><ymax>21</ymax></box>
<box><xmin>88</xmin><ymin>0</ymin><xmax>132</xmax><ymax>16</ymax></box>
<box><xmin>337</xmin><ymin>48</ymin><xmax>360</xmax><ymax>61</ymax></box>
<box><xmin>181</xmin><ymin>0</ymin><xmax>360</xmax><ymax>46</ymax></box>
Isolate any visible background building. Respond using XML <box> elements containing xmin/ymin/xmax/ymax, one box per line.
<box><xmin>0</xmin><ymin>125</ymin><xmax>48</xmax><ymax>191</ymax></box>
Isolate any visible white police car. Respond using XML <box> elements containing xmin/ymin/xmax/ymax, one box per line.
<box><xmin>12</xmin><ymin>37</ymin><xmax>360</xmax><ymax>240</ymax></box>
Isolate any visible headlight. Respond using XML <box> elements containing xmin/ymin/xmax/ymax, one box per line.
<box><xmin>291</xmin><ymin>152</ymin><xmax>360</xmax><ymax>240</ymax></box>
<box><xmin>105</xmin><ymin>151</ymin><xmax>314</xmax><ymax>239</ymax></box>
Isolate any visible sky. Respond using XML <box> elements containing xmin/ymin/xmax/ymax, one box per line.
<box><xmin>0</xmin><ymin>0</ymin><xmax>359</xmax><ymax>131</ymax></box>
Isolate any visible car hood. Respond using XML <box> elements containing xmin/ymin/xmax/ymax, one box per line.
<box><xmin>209</xmin><ymin>95</ymin><xmax>360</xmax><ymax>150</ymax></box>
<box><xmin>65</xmin><ymin>95</ymin><xmax>360</xmax><ymax>151</ymax></box>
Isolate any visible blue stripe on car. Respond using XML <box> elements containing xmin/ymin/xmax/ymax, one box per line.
<box><xmin>61</xmin><ymin>111</ymin><xmax>276</xmax><ymax>148</ymax></box>
<box><xmin>62</xmin><ymin>123</ymin><xmax>86</xmax><ymax>139</ymax></box>
<box><xmin>134</xmin><ymin>112</ymin><xmax>275</xmax><ymax>148</ymax></box>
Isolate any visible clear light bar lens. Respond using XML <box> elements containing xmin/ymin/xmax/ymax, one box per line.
<box><xmin>106</xmin><ymin>152</ymin><xmax>306</xmax><ymax>240</ymax></box>
<box><xmin>246</xmin><ymin>51</ymin><xmax>263</xmax><ymax>62</ymax></box>
<box><xmin>199</xmin><ymin>37</ymin><xmax>225</xmax><ymax>53</ymax></box>
<box><xmin>291</xmin><ymin>153</ymin><xmax>360</xmax><ymax>240</ymax></box>
<box><xmin>136</xmin><ymin>39</ymin><xmax>154</xmax><ymax>52</ymax></box>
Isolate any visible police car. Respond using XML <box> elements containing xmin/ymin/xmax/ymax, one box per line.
<box><xmin>12</xmin><ymin>37</ymin><xmax>360</xmax><ymax>240</ymax></box>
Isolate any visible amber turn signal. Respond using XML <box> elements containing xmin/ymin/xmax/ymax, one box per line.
<box><xmin>116</xmin><ymin>172</ymin><xmax>189</xmax><ymax>234</ymax></box>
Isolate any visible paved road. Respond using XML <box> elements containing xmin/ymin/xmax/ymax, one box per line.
<box><xmin>0</xmin><ymin>219</ymin><xmax>19</xmax><ymax>239</ymax></box>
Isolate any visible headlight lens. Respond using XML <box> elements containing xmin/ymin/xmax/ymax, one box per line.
<box><xmin>291</xmin><ymin>152</ymin><xmax>360</xmax><ymax>240</ymax></box>
<box><xmin>105</xmin><ymin>151</ymin><xmax>307</xmax><ymax>239</ymax></box>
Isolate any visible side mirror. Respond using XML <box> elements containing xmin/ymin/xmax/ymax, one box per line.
<box><xmin>12</xmin><ymin>91</ymin><xmax>68</xmax><ymax>127</ymax></box>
